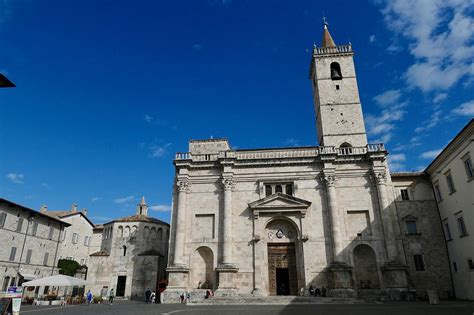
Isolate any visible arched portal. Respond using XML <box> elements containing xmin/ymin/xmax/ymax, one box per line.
<box><xmin>265</xmin><ymin>218</ymin><xmax>299</xmax><ymax>296</ymax></box>
<box><xmin>353</xmin><ymin>244</ymin><xmax>380</xmax><ymax>289</ymax></box>
<box><xmin>190</xmin><ymin>246</ymin><xmax>215</xmax><ymax>289</ymax></box>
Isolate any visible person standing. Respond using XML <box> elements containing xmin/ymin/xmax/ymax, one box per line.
<box><xmin>109</xmin><ymin>288</ymin><xmax>115</xmax><ymax>305</ymax></box>
<box><xmin>86</xmin><ymin>290</ymin><xmax>93</xmax><ymax>304</ymax></box>
<box><xmin>145</xmin><ymin>288</ymin><xmax>151</xmax><ymax>303</ymax></box>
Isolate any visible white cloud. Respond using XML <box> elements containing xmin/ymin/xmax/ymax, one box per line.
<box><xmin>144</xmin><ymin>114</ymin><xmax>153</xmax><ymax>123</ymax></box>
<box><xmin>41</xmin><ymin>182</ymin><xmax>52</xmax><ymax>190</ymax></box>
<box><xmin>366</xmin><ymin>98</ymin><xmax>406</xmax><ymax>144</ymax></box>
<box><xmin>452</xmin><ymin>100</ymin><xmax>474</xmax><ymax>116</ymax></box>
<box><xmin>114</xmin><ymin>196</ymin><xmax>135</xmax><ymax>204</ymax></box>
<box><xmin>389</xmin><ymin>153</ymin><xmax>406</xmax><ymax>162</ymax></box>
<box><xmin>420</xmin><ymin>149</ymin><xmax>442</xmax><ymax>159</ymax></box>
<box><xmin>373</xmin><ymin>89</ymin><xmax>401</xmax><ymax>107</ymax></box>
<box><xmin>91</xmin><ymin>197</ymin><xmax>100</xmax><ymax>202</ymax></box>
<box><xmin>149</xmin><ymin>143</ymin><xmax>171</xmax><ymax>158</ymax></box>
<box><xmin>6</xmin><ymin>173</ymin><xmax>24</xmax><ymax>184</ymax></box>
<box><xmin>414</xmin><ymin>109</ymin><xmax>442</xmax><ymax>133</ymax></box>
<box><xmin>369</xmin><ymin>35</ymin><xmax>376</xmax><ymax>43</ymax></box>
<box><xmin>380</xmin><ymin>0</ymin><xmax>474</xmax><ymax>92</ymax></box>
<box><xmin>283</xmin><ymin>138</ymin><xmax>300</xmax><ymax>146</ymax></box>
<box><xmin>433</xmin><ymin>93</ymin><xmax>448</xmax><ymax>104</ymax></box>
<box><xmin>149</xmin><ymin>204</ymin><xmax>172</xmax><ymax>212</ymax></box>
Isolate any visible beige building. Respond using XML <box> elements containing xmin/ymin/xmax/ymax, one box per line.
<box><xmin>0</xmin><ymin>198</ymin><xmax>70</xmax><ymax>291</ymax></box>
<box><xmin>87</xmin><ymin>197</ymin><xmax>170</xmax><ymax>300</ymax></box>
<box><xmin>41</xmin><ymin>204</ymin><xmax>96</xmax><ymax>269</ymax></box>
<box><xmin>426</xmin><ymin>119</ymin><xmax>474</xmax><ymax>300</ymax></box>
<box><xmin>163</xmin><ymin>23</ymin><xmax>453</xmax><ymax>302</ymax></box>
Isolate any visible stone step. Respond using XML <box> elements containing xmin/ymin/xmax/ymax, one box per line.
<box><xmin>188</xmin><ymin>295</ymin><xmax>362</xmax><ymax>305</ymax></box>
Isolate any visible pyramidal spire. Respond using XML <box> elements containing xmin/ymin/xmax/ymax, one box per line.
<box><xmin>137</xmin><ymin>196</ymin><xmax>148</xmax><ymax>216</ymax></box>
<box><xmin>321</xmin><ymin>18</ymin><xmax>336</xmax><ymax>48</ymax></box>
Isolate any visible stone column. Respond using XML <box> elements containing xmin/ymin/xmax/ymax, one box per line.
<box><xmin>173</xmin><ymin>178</ymin><xmax>189</xmax><ymax>266</ymax></box>
<box><xmin>215</xmin><ymin>175</ymin><xmax>238</xmax><ymax>296</ymax></box>
<box><xmin>322</xmin><ymin>173</ymin><xmax>343</xmax><ymax>261</ymax></box>
<box><xmin>322</xmin><ymin>171</ymin><xmax>354</xmax><ymax>295</ymax></box>
<box><xmin>163</xmin><ymin>178</ymin><xmax>190</xmax><ymax>303</ymax></box>
<box><xmin>373</xmin><ymin>171</ymin><xmax>398</xmax><ymax>261</ymax></box>
<box><xmin>221</xmin><ymin>177</ymin><xmax>234</xmax><ymax>266</ymax></box>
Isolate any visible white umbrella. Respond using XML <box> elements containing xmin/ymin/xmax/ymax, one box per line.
<box><xmin>21</xmin><ymin>275</ymin><xmax>87</xmax><ymax>287</ymax></box>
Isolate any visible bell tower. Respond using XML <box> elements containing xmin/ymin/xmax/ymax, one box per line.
<box><xmin>309</xmin><ymin>21</ymin><xmax>368</xmax><ymax>147</ymax></box>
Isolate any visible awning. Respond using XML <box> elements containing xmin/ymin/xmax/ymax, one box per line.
<box><xmin>19</xmin><ymin>273</ymin><xmax>36</xmax><ymax>280</ymax></box>
<box><xmin>21</xmin><ymin>275</ymin><xmax>87</xmax><ymax>287</ymax></box>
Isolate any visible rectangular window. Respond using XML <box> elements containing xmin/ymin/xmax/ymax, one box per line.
<box><xmin>444</xmin><ymin>222</ymin><xmax>452</xmax><ymax>241</ymax></box>
<box><xmin>10</xmin><ymin>277</ymin><xmax>16</xmax><ymax>287</ymax></box>
<box><xmin>413</xmin><ymin>255</ymin><xmax>425</xmax><ymax>271</ymax></box>
<box><xmin>9</xmin><ymin>247</ymin><xmax>17</xmax><ymax>261</ymax></box>
<box><xmin>401</xmin><ymin>189</ymin><xmax>410</xmax><ymax>200</ymax></box>
<box><xmin>43</xmin><ymin>252</ymin><xmax>49</xmax><ymax>266</ymax></box>
<box><xmin>31</xmin><ymin>222</ymin><xmax>38</xmax><ymax>236</ymax></box>
<box><xmin>62</xmin><ymin>230</ymin><xmax>67</xmax><ymax>242</ymax></box>
<box><xmin>434</xmin><ymin>184</ymin><xmax>442</xmax><ymax>202</ymax></box>
<box><xmin>72</xmin><ymin>233</ymin><xmax>79</xmax><ymax>244</ymax></box>
<box><xmin>468</xmin><ymin>259</ymin><xmax>474</xmax><ymax>271</ymax></box>
<box><xmin>406</xmin><ymin>221</ymin><xmax>418</xmax><ymax>234</ymax></box>
<box><xmin>84</xmin><ymin>236</ymin><xmax>89</xmax><ymax>246</ymax></box>
<box><xmin>463</xmin><ymin>156</ymin><xmax>473</xmax><ymax>179</ymax></box>
<box><xmin>25</xmin><ymin>249</ymin><xmax>32</xmax><ymax>264</ymax></box>
<box><xmin>445</xmin><ymin>172</ymin><xmax>456</xmax><ymax>194</ymax></box>
<box><xmin>16</xmin><ymin>218</ymin><xmax>23</xmax><ymax>232</ymax></box>
<box><xmin>0</xmin><ymin>212</ymin><xmax>6</xmax><ymax>228</ymax></box>
<box><xmin>453</xmin><ymin>262</ymin><xmax>458</xmax><ymax>272</ymax></box>
<box><xmin>48</xmin><ymin>226</ymin><xmax>54</xmax><ymax>240</ymax></box>
<box><xmin>457</xmin><ymin>217</ymin><xmax>468</xmax><ymax>237</ymax></box>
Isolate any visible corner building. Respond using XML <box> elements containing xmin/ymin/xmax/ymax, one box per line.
<box><xmin>163</xmin><ymin>24</ymin><xmax>452</xmax><ymax>302</ymax></box>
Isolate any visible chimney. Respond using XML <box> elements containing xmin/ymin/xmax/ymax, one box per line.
<box><xmin>72</xmin><ymin>203</ymin><xmax>78</xmax><ymax>213</ymax></box>
<box><xmin>40</xmin><ymin>205</ymin><xmax>48</xmax><ymax>213</ymax></box>
<box><xmin>82</xmin><ymin>209</ymin><xmax>88</xmax><ymax>217</ymax></box>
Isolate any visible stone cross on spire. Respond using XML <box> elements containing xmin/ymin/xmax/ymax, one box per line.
<box><xmin>321</xmin><ymin>17</ymin><xmax>336</xmax><ymax>47</ymax></box>
<box><xmin>137</xmin><ymin>196</ymin><xmax>148</xmax><ymax>216</ymax></box>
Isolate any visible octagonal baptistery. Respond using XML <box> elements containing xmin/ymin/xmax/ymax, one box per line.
<box><xmin>87</xmin><ymin>197</ymin><xmax>170</xmax><ymax>300</ymax></box>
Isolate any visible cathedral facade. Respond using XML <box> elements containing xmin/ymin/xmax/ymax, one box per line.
<box><xmin>163</xmin><ymin>24</ymin><xmax>452</xmax><ymax>302</ymax></box>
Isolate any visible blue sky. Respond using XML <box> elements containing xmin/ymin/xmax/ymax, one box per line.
<box><xmin>1</xmin><ymin>0</ymin><xmax>473</xmax><ymax>224</ymax></box>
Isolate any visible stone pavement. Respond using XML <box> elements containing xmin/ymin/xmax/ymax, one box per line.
<box><xmin>17</xmin><ymin>299</ymin><xmax>474</xmax><ymax>315</ymax></box>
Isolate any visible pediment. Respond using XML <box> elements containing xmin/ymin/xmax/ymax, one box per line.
<box><xmin>249</xmin><ymin>193</ymin><xmax>311</xmax><ymax>218</ymax></box>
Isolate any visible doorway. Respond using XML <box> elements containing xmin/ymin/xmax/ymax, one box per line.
<box><xmin>116</xmin><ymin>276</ymin><xmax>127</xmax><ymax>297</ymax></box>
<box><xmin>268</xmin><ymin>243</ymin><xmax>297</xmax><ymax>295</ymax></box>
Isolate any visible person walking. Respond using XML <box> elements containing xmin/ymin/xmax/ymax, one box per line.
<box><xmin>109</xmin><ymin>288</ymin><xmax>115</xmax><ymax>305</ymax></box>
<box><xmin>151</xmin><ymin>291</ymin><xmax>156</xmax><ymax>304</ymax></box>
<box><xmin>86</xmin><ymin>290</ymin><xmax>93</xmax><ymax>304</ymax></box>
<box><xmin>145</xmin><ymin>288</ymin><xmax>152</xmax><ymax>303</ymax></box>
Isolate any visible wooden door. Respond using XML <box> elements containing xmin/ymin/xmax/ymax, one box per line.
<box><xmin>267</xmin><ymin>243</ymin><xmax>298</xmax><ymax>295</ymax></box>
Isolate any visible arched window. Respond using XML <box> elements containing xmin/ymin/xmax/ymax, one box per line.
<box><xmin>275</xmin><ymin>185</ymin><xmax>283</xmax><ymax>193</ymax></box>
<box><xmin>123</xmin><ymin>246</ymin><xmax>127</xmax><ymax>256</ymax></box>
<box><xmin>340</xmin><ymin>142</ymin><xmax>353</xmax><ymax>154</ymax></box>
<box><xmin>157</xmin><ymin>228</ymin><xmax>163</xmax><ymax>240</ymax></box>
<box><xmin>151</xmin><ymin>227</ymin><xmax>156</xmax><ymax>239</ymax></box>
<box><xmin>265</xmin><ymin>185</ymin><xmax>272</xmax><ymax>196</ymax></box>
<box><xmin>144</xmin><ymin>226</ymin><xmax>150</xmax><ymax>238</ymax></box>
<box><xmin>118</xmin><ymin>226</ymin><xmax>123</xmax><ymax>237</ymax></box>
<box><xmin>330</xmin><ymin>62</ymin><xmax>342</xmax><ymax>80</ymax></box>
<box><xmin>285</xmin><ymin>184</ymin><xmax>293</xmax><ymax>196</ymax></box>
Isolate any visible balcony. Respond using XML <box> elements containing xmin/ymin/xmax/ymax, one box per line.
<box><xmin>313</xmin><ymin>44</ymin><xmax>353</xmax><ymax>56</ymax></box>
<box><xmin>175</xmin><ymin>143</ymin><xmax>386</xmax><ymax>162</ymax></box>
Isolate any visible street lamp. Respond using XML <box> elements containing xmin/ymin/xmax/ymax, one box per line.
<box><xmin>0</xmin><ymin>73</ymin><xmax>15</xmax><ymax>87</ymax></box>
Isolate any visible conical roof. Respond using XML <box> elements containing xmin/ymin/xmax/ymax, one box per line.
<box><xmin>322</xmin><ymin>23</ymin><xmax>336</xmax><ymax>47</ymax></box>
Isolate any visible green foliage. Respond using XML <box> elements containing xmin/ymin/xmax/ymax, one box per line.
<box><xmin>57</xmin><ymin>259</ymin><xmax>81</xmax><ymax>276</ymax></box>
